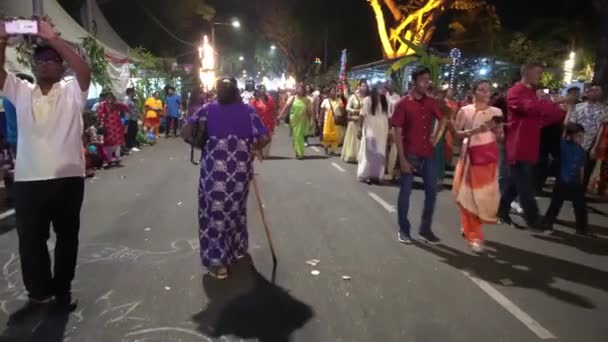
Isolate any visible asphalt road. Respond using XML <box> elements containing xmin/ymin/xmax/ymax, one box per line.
<box><xmin>0</xmin><ymin>126</ymin><xmax>606</xmax><ymax>342</ymax></box>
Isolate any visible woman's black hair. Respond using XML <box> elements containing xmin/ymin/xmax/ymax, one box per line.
<box><xmin>216</xmin><ymin>77</ymin><xmax>240</xmax><ymax>105</ymax></box>
<box><xmin>473</xmin><ymin>79</ymin><xmax>491</xmax><ymax>92</ymax></box>
<box><xmin>370</xmin><ymin>84</ymin><xmax>388</xmax><ymax>116</ymax></box>
<box><xmin>254</xmin><ymin>86</ymin><xmax>269</xmax><ymax>102</ymax></box>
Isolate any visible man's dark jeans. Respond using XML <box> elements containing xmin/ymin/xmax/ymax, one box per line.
<box><xmin>125</xmin><ymin>119</ymin><xmax>139</xmax><ymax>149</ymax></box>
<box><xmin>166</xmin><ymin>117</ymin><xmax>180</xmax><ymax>137</ymax></box>
<box><xmin>397</xmin><ymin>156</ymin><xmax>437</xmax><ymax>237</ymax></box>
<box><xmin>499</xmin><ymin>161</ymin><xmax>540</xmax><ymax>226</ymax></box>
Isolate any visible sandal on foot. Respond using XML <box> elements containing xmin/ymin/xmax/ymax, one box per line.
<box><xmin>208</xmin><ymin>267</ymin><xmax>229</xmax><ymax>279</ymax></box>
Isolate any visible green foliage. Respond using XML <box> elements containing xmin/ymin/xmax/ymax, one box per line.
<box><xmin>15</xmin><ymin>39</ymin><xmax>35</xmax><ymax>69</ymax></box>
<box><xmin>82</xmin><ymin>37</ymin><xmax>112</xmax><ymax>90</ymax></box>
<box><xmin>387</xmin><ymin>39</ymin><xmax>450</xmax><ymax>84</ymax></box>
<box><xmin>539</xmin><ymin>71</ymin><xmax>563</xmax><ymax>91</ymax></box>
<box><xmin>129</xmin><ymin>47</ymin><xmax>181</xmax><ymax>112</ymax></box>
<box><xmin>448</xmin><ymin>2</ymin><xmax>501</xmax><ymax>54</ymax></box>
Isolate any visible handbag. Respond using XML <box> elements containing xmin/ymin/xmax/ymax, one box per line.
<box><xmin>329</xmin><ymin>99</ymin><xmax>347</xmax><ymax>126</ymax></box>
<box><xmin>185</xmin><ymin>118</ymin><xmax>208</xmax><ymax>150</ymax></box>
<box><xmin>467</xmin><ymin>108</ymin><xmax>498</xmax><ymax>165</ymax></box>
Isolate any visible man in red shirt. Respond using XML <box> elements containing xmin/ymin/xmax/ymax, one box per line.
<box><xmin>391</xmin><ymin>68</ymin><xmax>446</xmax><ymax>244</ymax></box>
<box><xmin>498</xmin><ymin>62</ymin><xmax>567</xmax><ymax>227</ymax></box>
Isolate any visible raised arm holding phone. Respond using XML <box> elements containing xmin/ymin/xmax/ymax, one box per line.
<box><xmin>0</xmin><ymin>18</ymin><xmax>92</xmax><ymax>320</ymax></box>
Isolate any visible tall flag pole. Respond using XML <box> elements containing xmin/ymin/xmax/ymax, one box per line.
<box><xmin>339</xmin><ymin>49</ymin><xmax>348</xmax><ymax>97</ymax></box>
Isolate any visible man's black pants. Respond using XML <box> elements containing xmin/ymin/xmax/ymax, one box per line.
<box><xmin>15</xmin><ymin>177</ymin><xmax>84</xmax><ymax>300</ymax></box>
<box><xmin>166</xmin><ymin>117</ymin><xmax>179</xmax><ymax>137</ymax></box>
<box><xmin>543</xmin><ymin>181</ymin><xmax>588</xmax><ymax>233</ymax></box>
<box><xmin>125</xmin><ymin>119</ymin><xmax>139</xmax><ymax>149</ymax></box>
<box><xmin>498</xmin><ymin>161</ymin><xmax>540</xmax><ymax>226</ymax></box>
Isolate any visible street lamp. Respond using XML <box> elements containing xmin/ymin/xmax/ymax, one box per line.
<box><xmin>211</xmin><ymin>19</ymin><xmax>241</xmax><ymax>47</ymax></box>
<box><xmin>239</xmin><ymin>56</ymin><xmax>245</xmax><ymax>61</ymax></box>
<box><xmin>270</xmin><ymin>45</ymin><xmax>276</xmax><ymax>50</ymax></box>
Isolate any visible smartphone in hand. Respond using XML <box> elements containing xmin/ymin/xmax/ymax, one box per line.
<box><xmin>4</xmin><ymin>20</ymin><xmax>38</xmax><ymax>35</ymax></box>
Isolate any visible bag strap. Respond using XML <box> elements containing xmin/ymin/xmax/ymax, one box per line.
<box><xmin>327</xmin><ymin>98</ymin><xmax>335</xmax><ymax>117</ymax></box>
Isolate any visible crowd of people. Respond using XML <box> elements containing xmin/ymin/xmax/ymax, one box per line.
<box><xmin>179</xmin><ymin>63</ymin><xmax>607</xmax><ymax>280</ymax></box>
<box><xmin>1</xmin><ymin>17</ymin><xmax>607</xmax><ymax>320</ymax></box>
<box><xmin>82</xmin><ymin>85</ymin><xmax>183</xmax><ymax>175</ymax></box>
<box><xmin>232</xmin><ymin>63</ymin><xmax>607</xmax><ymax>257</ymax></box>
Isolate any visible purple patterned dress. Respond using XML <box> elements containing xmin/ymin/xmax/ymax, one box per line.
<box><xmin>189</xmin><ymin>102</ymin><xmax>268</xmax><ymax>268</ymax></box>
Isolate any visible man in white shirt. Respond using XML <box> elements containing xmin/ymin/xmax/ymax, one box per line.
<box><xmin>0</xmin><ymin>19</ymin><xmax>91</xmax><ymax>318</ymax></box>
<box><xmin>568</xmin><ymin>84</ymin><xmax>608</xmax><ymax>186</ymax></box>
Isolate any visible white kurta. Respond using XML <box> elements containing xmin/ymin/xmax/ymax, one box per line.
<box><xmin>357</xmin><ymin>97</ymin><xmax>389</xmax><ymax>180</ymax></box>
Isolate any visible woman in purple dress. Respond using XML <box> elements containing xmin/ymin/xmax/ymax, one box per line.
<box><xmin>184</xmin><ymin>78</ymin><xmax>270</xmax><ymax>279</ymax></box>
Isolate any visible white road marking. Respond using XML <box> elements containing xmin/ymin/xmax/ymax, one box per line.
<box><xmin>331</xmin><ymin>162</ymin><xmax>346</xmax><ymax>172</ymax></box>
<box><xmin>311</xmin><ymin>146</ymin><xmax>320</xmax><ymax>152</ymax></box>
<box><xmin>368</xmin><ymin>192</ymin><xmax>396</xmax><ymax>213</ymax></box>
<box><xmin>0</xmin><ymin>209</ymin><xmax>15</xmax><ymax>220</ymax></box>
<box><xmin>463</xmin><ymin>271</ymin><xmax>556</xmax><ymax>340</ymax></box>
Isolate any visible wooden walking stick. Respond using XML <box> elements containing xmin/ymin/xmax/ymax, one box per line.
<box><xmin>251</xmin><ymin>174</ymin><xmax>278</xmax><ymax>280</ymax></box>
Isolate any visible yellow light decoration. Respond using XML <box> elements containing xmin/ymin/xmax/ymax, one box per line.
<box><xmin>368</xmin><ymin>0</ymin><xmax>448</xmax><ymax>58</ymax></box>
<box><xmin>199</xmin><ymin>35</ymin><xmax>216</xmax><ymax>91</ymax></box>
<box><xmin>563</xmin><ymin>51</ymin><xmax>575</xmax><ymax>85</ymax></box>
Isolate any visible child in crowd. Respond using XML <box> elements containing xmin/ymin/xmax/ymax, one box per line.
<box><xmin>83</xmin><ymin>110</ymin><xmax>109</xmax><ymax>170</ymax></box>
<box><xmin>542</xmin><ymin>123</ymin><xmax>590</xmax><ymax>236</ymax></box>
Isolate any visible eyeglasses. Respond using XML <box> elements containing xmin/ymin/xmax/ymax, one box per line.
<box><xmin>33</xmin><ymin>57</ymin><xmax>64</xmax><ymax>65</ymax></box>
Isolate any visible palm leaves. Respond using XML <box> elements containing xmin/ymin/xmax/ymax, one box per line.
<box><xmin>387</xmin><ymin>39</ymin><xmax>450</xmax><ymax>84</ymax></box>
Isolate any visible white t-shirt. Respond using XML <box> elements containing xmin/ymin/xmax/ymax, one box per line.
<box><xmin>1</xmin><ymin>73</ymin><xmax>88</xmax><ymax>181</ymax></box>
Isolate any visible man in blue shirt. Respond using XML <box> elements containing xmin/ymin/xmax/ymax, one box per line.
<box><xmin>541</xmin><ymin>123</ymin><xmax>590</xmax><ymax>236</ymax></box>
<box><xmin>164</xmin><ymin>86</ymin><xmax>181</xmax><ymax>138</ymax></box>
<box><xmin>3</xmin><ymin>73</ymin><xmax>34</xmax><ymax>156</ymax></box>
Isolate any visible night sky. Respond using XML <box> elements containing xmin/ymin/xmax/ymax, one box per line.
<box><xmin>90</xmin><ymin>0</ymin><xmax>585</xmax><ymax>67</ymax></box>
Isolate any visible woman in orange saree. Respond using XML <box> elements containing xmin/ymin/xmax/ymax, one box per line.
<box><xmin>450</xmin><ymin>80</ymin><xmax>504</xmax><ymax>253</ymax></box>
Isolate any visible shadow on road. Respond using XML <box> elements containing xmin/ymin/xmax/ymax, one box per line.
<box><xmin>532</xmin><ymin>230</ymin><xmax>608</xmax><ymax>256</ymax></box>
<box><xmin>0</xmin><ymin>308</ymin><xmax>69</xmax><ymax>342</ymax></box>
<box><xmin>301</xmin><ymin>155</ymin><xmax>329</xmax><ymax>160</ymax></box>
<box><xmin>415</xmin><ymin>240</ymin><xmax>607</xmax><ymax>309</ymax></box>
<box><xmin>265</xmin><ymin>156</ymin><xmax>292</xmax><ymax>161</ymax></box>
<box><xmin>0</xmin><ymin>215</ymin><xmax>15</xmax><ymax>236</ymax></box>
<box><xmin>554</xmin><ymin>219</ymin><xmax>608</xmax><ymax>234</ymax></box>
<box><xmin>193</xmin><ymin>256</ymin><xmax>313</xmax><ymax>342</ymax></box>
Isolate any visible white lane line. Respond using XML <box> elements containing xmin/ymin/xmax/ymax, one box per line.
<box><xmin>368</xmin><ymin>192</ymin><xmax>396</xmax><ymax>213</ymax></box>
<box><xmin>331</xmin><ymin>162</ymin><xmax>346</xmax><ymax>172</ymax></box>
<box><xmin>0</xmin><ymin>209</ymin><xmax>15</xmax><ymax>220</ymax></box>
<box><xmin>463</xmin><ymin>271</ymin><xmax>556</xmax><ymax>340</ymax></box>
<box><xmin>311</xmin><ymin>146</ymin><xmax>320</xmax><ymax>152</ymax></box>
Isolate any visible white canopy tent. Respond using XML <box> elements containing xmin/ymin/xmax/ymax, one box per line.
<box><xmin>0</xmin><ymin>0</ymin><xmax>132</xmax><ymax>98</ymax></box>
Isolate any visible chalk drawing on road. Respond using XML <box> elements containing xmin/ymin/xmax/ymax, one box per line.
<box><xmin>78</xmin><ymin>239</ymin><xmax>199</xmax><ymax>266</ymax></box>
<box><xmin>123</xmin><ymin>327</ymin><xmax>253</xmax><ymax>342</ymax></box>
<box><xmin>96</xmin><ymin>290</ymin><xmax>147</xmax><ymax>326</ymax></box>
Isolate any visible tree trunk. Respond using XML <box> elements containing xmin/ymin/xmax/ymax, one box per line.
<box><xmin>593</xmin><ymin>0</ymin><xmax>608</xmax><ymax>95</ymax></box>
<box><xmin>383</xmin><ymin>0</ymin><xmax>403</xmax><ymax>21</ymax></box>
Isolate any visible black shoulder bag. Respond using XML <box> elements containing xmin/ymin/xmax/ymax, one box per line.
<box><xmin>183</xmin><ymin>108</ymin><xmax>209</xmax><ymax>165</ymax></box>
